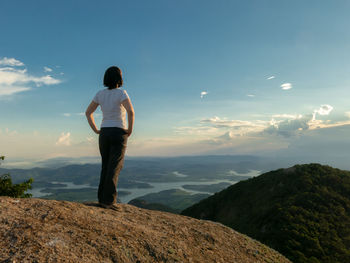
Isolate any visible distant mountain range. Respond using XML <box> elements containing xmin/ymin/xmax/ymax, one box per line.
<box><xmin>182</xmin><ymin>163</ymin><xmax>350</xmax><ymax>263</ymax></box>
<box><xmin>0</xmin><ymin>155</ymin><xmax>271</xmax><ymax>187</ymax></box>
<box><xmin>0</xmin><ymin>155</ymin><xmax>274</xmax><ymax>206</ymax></box>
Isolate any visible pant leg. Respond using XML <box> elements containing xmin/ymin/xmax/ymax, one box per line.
<box><xmin>99</xmin><ymin>128</ymin><xmax>128</xmax><ymax>205</ymax></box>
<box><xmin>98</xmin><ymin>130</ymin><xmax>110</xmax><ymax>203</ymax></box>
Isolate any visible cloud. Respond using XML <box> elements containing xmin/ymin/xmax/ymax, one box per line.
<box><xmin>201</xmin><ymin>116</ymin><xmax>252</xmax><ymax>128</ymax></box>
<box><xmin>63</xmin><ymin>113</ymin><xmax>71</xmax><ymax>117</ymax></box>
<box><xmin>247</xmin><ymin>94</ymin><xmax>255</xmax><ymax>97</ymax></box>
<box><xmin>55</xmin><ymin>132</ymin><xmax>71</xmax><ymax>146</ymax></box>
<box><xmin>0</xmin><ymin>86</ymin><xmax>31</xmax><ymax>96</ymax></box>
<box><xmin>200</xmin><ymin>91</ymin><xmax>208</xmax><ymax>99</ymax></box>
<box><xmin>200</xmin><ymin>116</ymin><xmax>266</xmax><ymax>130</ymax></box>
<box><xmin>213</xmin><ymin>131</ymin><xmax>235</xmax><ymax>143</ymax></box>
<box><xmin>178</xmin><ymin>103</ymin><xmax>342</xmax><ymax>141</ymax></box>
<box><xmin>315</xmin><ymin>104</ymin><xmax>333</xmax><ymax>115</ymax></box>
<box><xmin>312</xmin><ymin>104</ymin><xmax>333</xmax><ymax>121</ymax></box>
<box><xmin>345</xmin><ymin>112</ymin><xmax>350</xmax><ymax>118</ymax></box>
<box><xmin>281</xmin><ymin>83</ymin><xmax>292</xmax><ymax>90</ymax></box>
<box><xmin>264</xmin><ymin>115</ymin><xmax>311</xmax><ymax>137</ymax></box>
<box><xmin>264</xmin><ymin>105</ymin><xmax>338</xmax><ymax>137</ymax></box>
<box><xmin>0</xmin><ymin>57</ymin><xmax>24</xmax><ymax>67</ymax></box>
<box><xmin>267</xmin><ymin>76</ymin><xmax>275</xmax><ymax>80</ymax></box>
<box><xmin>272</xmin><ymin>114</ymin><xmax>302</xmax><ymax>119</ymax></box>
<box><xmin>44</xmin><ymin>66</ymin><xmax>53</xmax><ymax>72</ymax></box>
<box><xmin>174</xmin><ymin>117</ymin><xmax>268</xmax><ymax>139</ymax></box>
<box><xmin>0</xmin><ymin>58</ymin><xmax>61</xmax><ymax>96</ymax></box>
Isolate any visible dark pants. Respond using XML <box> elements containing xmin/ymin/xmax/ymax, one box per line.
<box><xmin>98</xmin><ymin>127</ymin><xmax>128</xmax><ymax>205</ymax></box>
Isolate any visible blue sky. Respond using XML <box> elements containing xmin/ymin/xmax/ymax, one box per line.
<box><xmin>2</xmin><ymin>0</ymin><xmax>350</xmax><ymax>166</ymax></box>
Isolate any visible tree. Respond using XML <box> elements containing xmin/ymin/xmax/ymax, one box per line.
<box><xmin>0</xmin><ymin>156</ymin><xmax>33</xmax><ymax>198</ymax></box>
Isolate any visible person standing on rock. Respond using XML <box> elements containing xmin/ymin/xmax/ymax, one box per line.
<box><xmin>85</xmin><ymin>66</ymin><xmax>134</xmax><ymax>210</ymax></box>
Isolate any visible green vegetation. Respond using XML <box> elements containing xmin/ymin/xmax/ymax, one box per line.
<box><xmin>0</xmin><ymin>156</ymin><xmax>33</xmax><ymax>198</ymax></box>
<box><xmin>129</xmin><ymin>189</ymin><xmax>210</xmax><ymax>212</ymax></box>
<box><xmin>182</xmin><ymin>164</ymin><xmax>350</xmax><ymax>263</ymax></box>
<box><xmin>129</xmin><ymin>199</ymin><xmax>179</xmax><ymax>214</ymax></box>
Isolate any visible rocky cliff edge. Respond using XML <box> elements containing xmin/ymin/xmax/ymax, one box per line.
<box><xmin>0</xmin><ymin>197</ymin><xmax>290</xmax><ymax>263</ymax></box>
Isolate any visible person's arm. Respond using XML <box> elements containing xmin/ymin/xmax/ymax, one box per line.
<box><xmin>85</xmin><ymin>101</ymin><xmax>100</xmax><ymax>134</ymax></box>
<box><xmin>121</xmin><ymin>98</ymin><xmax>135</xmax><ymax>137</ymax></box>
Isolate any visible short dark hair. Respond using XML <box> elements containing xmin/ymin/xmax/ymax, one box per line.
<box><xmin>103</xmin><ymin>66</ymin><xmax>123</xmax><ymax>89</ymax></box>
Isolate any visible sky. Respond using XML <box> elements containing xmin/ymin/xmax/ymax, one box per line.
<box><xmin>2</xmin><ymin>0</ymin><xmax>350</xmax><ymax>168</ymax></box>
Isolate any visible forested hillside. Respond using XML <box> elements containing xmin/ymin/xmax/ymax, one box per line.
<box><xmin>182</xmin><ymin>164</ymin><xmax>350</xmax><ymax>263</ymax></box>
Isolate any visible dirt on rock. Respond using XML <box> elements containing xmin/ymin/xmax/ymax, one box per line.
<box><xmin>0</xmin><ymin>196</ymin><xmax>291</xmax><ymax>263</ymax></box>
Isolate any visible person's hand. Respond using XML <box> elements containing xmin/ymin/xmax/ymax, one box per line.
<box><xmin>95</xmin><ymin>129</ymin><xmax>100</xmax><ymax>135</ymax></box>
<box><xmin>126</xmin><ymin>128</ymin><xmax>132</xmax><ymax>137</ymax></box>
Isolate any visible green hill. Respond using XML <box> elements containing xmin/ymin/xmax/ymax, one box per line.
<box><xmin>128</xmin><ymin>199</ymin><xmax>179</xmax><ymax>214</ymax></box>
<box><xmin>129</xmin><ymin>189</ymin><xmax>210</xmax><ymax>212</ymax></box>
<box><xmin>182</xmin><ymin>163</ymin><xmax>350</xmax><ymax>263</ymax></box>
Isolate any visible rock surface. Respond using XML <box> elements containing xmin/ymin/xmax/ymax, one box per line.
<box><xmin>0</xmin><ymin>197</ymin><xmax>290</xmax><ymax>263</ymax></box>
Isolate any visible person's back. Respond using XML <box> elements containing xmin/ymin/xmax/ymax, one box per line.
<box><xmin>93</xmin><ymin>88</ymin><xmax>129</xmax><ymax>129</ymax></box>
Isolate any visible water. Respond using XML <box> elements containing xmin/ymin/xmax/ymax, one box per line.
<box><xmin>51</xmin><ymin>181</ymin><xmax>92</xmax><ymax>189</ymax></box>
<box><xmin>227</xmin><ymin>169</ymin><xmax>261</xmax><ymax>177</ymax></box>
<box><xmin>27</xmin><ymin>181</ymin><xmax>96</xmax><ymax>197</ymax></box>
<box><xmin>119</xmin><ymin>178</ymin><xmax>236</xmax><ymax>203</ymax></box>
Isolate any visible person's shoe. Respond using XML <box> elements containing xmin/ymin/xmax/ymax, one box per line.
<box><xmin>98</xmin><ymin>202</ymin><xmax>109</xmax><ymax>208</ymax></box>
<box><xmin>98</xmin><ymin>202</ymin><xmax>119</xmax><ymax>211</ymax></box>
<box><xmin>108</xmin><ymin>204</ymin><xmax>119</xmax><ymax>211</ymax></box>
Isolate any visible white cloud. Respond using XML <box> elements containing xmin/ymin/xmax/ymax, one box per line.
<box><xmin>312</xmin><ymin>104</ymin><xmax>333</xmax><ymax>121</ymax></box>
<box><xmin>0</xmin><ymin>86</ymin><xmax>31</xmax><ymax>96</ymax></box>
<box><xmin>0</xmin><ymin>58</ymin><xmax>61</xmax><ymax>97</ymax></box>
<box><xmin>0</xmin><ymin>57</ymin><xmax>24</xmax><ymax>67</ymax></box>
<box><xmin>55</xmin><ymin>132</ymin><xmax>71</xmax><ymax>146</ymax></box>
<box><xmin>267</xmin><ymin>76</ymin><xmax>275</xmax><ymax>80</ymax></box>
<box><xmin>28</xmin><ymin>75</ymin><xmax>61</xmax><ymax>86</ymax></box>
<box><xmin>63</xmin><ymin>113</ymin><xmax>71</xmax><ymax>117</ymax></box>
<box><xmin>200</xmin><ymin>116</ymin><xmax>266</xmax><ymax>130</ymax></box>
<box><xmin>44</xmin><ymin>66</ymin><xmax>53</xmax><ymax>72</ymax></box>
<box><xmin>200</xmin><ymin>91</ymin><xmax>208</xmax><ymax>99</ymax></box>
<box><xmin>174</xmin><ymin>117</ymin><xmax>268</xmax><ymax>139</ymax></box>
<box><xmin>315</xmin><ymin>104</ymin><xmax>333</xmax><ymax>115</ymax></box>
<box><xmin>281</xmin><ymin>83</ymin><xmax>292</xmax><ymax>90</ymax></box>
<box><xmin>345</xmin><ymin>112</ymin><xmax>350</xmax><ymax>118</ymax></box>
<box><xmin>272</xmin><ymin>114</ymin><xmax>302</xmax><ymax>119</ymax></box>
<box><xmin>247</xmin><ymin>94</ymin><xmax>255</xmax><ymax>97</ymax></box>
<box><xmin>264</xmin><ymin>115</ymin><xmax>311</xmax><ymax>137</ymax></box>
<box><xmin>175</xmin><ymin>125</ymin><xmax>220</xmax><ymax>137</ymax></box>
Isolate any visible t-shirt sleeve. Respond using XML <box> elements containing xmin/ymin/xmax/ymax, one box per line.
<box><xmin>92</xmin><ymin>91</ymin><xmax>100</xmax><ymax>104</ymax></box>
<box><xmin>121</xmin><ymin>90</ymin><xmax>130</xmax><ymax>102</ymax></box>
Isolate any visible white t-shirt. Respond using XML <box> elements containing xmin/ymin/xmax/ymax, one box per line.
<box><xmin>92</xmin><ymin>88</ymin><xmax>130</xmax><ymax>129</ymax></box>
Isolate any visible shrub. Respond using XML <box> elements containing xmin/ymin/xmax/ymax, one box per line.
<box><xmin>0</xmin><ymin>156</ymin><xmax>33</xmax><ymax>198</ymax></box>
